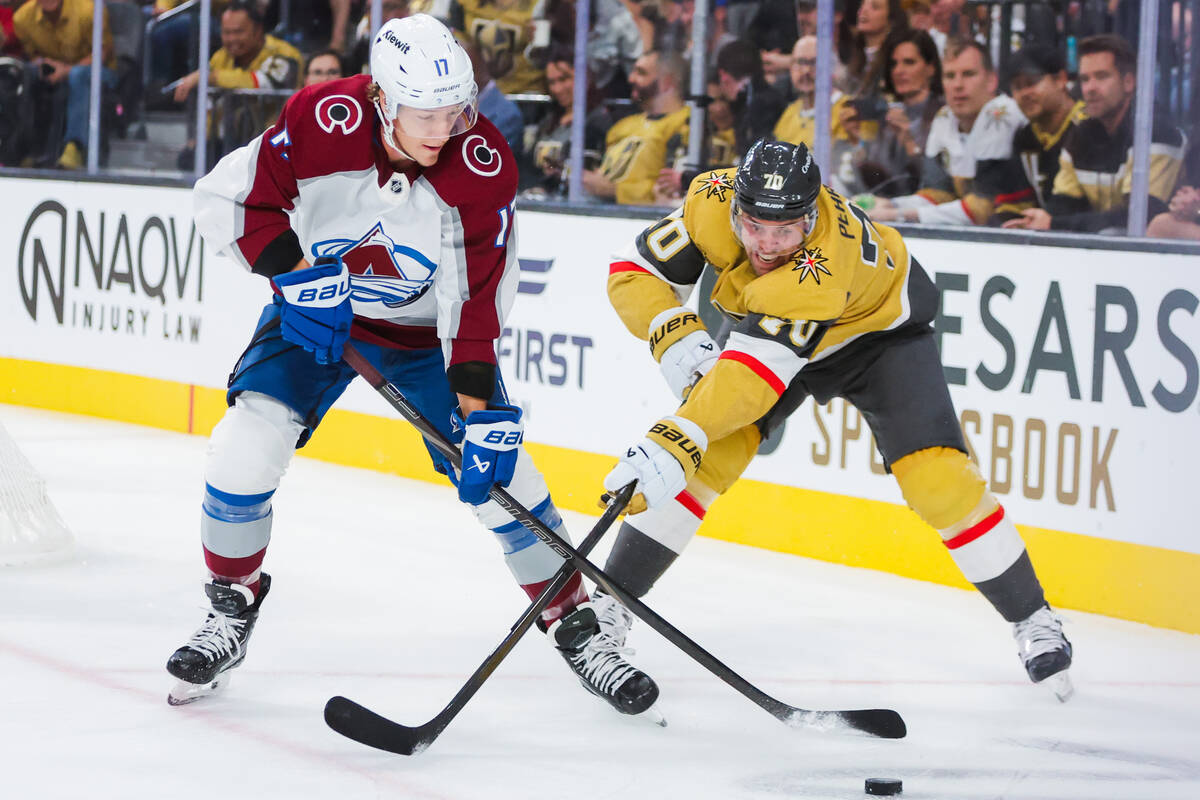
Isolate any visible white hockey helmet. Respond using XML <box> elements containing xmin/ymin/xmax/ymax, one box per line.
<box><xmin>370</xmin><ymin>14</ymin><xmax>478</xmax><ymax>142</ymax></box>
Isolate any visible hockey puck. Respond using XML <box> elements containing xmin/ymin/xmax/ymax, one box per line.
<box><xmin>865</xmin><ymin>777</ymin><xmax>902</xmax><ymax>795</ymax></box>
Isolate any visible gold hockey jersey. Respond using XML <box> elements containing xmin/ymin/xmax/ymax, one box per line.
<box><xmin>600</xmin><ymin>106</ymin><xmax>690</xmax><ymax>205</ymax></box>
<box><xmin>458</xmin><ymin>0</ymin><xmax>546</xmax><ymax>94</ymax></box>
<box><xmin>608</xmin><ymin>169</ymin><xmax>934</xmax><ymax>442</ymax></box>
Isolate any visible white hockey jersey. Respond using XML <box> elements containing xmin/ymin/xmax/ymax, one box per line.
<box><xmin>893</xmin><ymin>93</ymin><xmax>1025</xmax><ymax>225</ymax></box>
<box><xmin>193</xmin><ymin>74</ymin><xmax>520</xmax><ymax>370</ymax></box>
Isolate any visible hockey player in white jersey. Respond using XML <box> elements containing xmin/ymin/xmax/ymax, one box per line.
<box><xmin>166</xmin><ymin>14</ymin><xmax>658</xmax><ymax>718</ymax></box>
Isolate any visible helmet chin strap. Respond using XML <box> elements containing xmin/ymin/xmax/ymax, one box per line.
<box><xmin>374</xmin><ymin>97</ymin><xmax>419</xmax><ymax>163</ymax></box>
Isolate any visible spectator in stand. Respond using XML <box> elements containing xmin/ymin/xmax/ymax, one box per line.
<box><xmin>303</xmin><ymin>48</ymin><xmax>344</xmax><ymax>87</ymax></box>
<box><xmin>522</xmin><ymin>44</ymin><xmax>613</xmax><ymax>198</ymax></box>
<box><xmin>868</xmin><ymin>37</ymin><xmax>1024</xmax><ymax>225</ymax></box>
<box><xmin>926</xmin><ymin>0</ymin><xmax>965</xmax><ymax>55</ymax></box>
<box><xmin>772</xmin><ymin>34</ymin><xmax>853</xmax><ymax>149</ymax></box>
<box><xmin>454</xmin><ymin>0</ymin><xmax>547</xmax><ymax>94</ymax></box>
<box><xmin>460</xmin><ymin>32</ymin><xmax>524</xmax><ymax>159</ymax></box>
<box><xmin>845</xmin><ymin>0</ymin><xmax>908</xmax><ymax>97</ymax></box>
<box><xmin>173</xmin><ymin>0</ymin><xmax>303</xmax><ymax>169</ymax></box>
<box><xmin>750</xmin><ymin>0</ymin><xmax>800</xmax><ymax>94</ymax></box>
<box><xmin>146</xmin><ymin>0</ymin><xmax>226</xmax><ymax>108</ymax></box>
<box><xmin>987</xmin><ymin>43</ymin><xmax>1085</xmax><ymax>224</ymax></box>
<box><xmin>653</xmin><ymin>72</ymin><xmax>739</xmax><ymax>205</ymax></box>
<box><xmin>173</xmin><ymin>0</ymin><xmax>302</xmax><ymax>104</ymax></box>
<box><xmin>12</xmin><ymin>0</ymin><xmax>115</xmax><ymax>170</ymax></box>
<box><xmin>1003</xmin><ymin>34</ymin><xmax>1186</xmax><ymax>235</ymax></box>
<box><xmin>345</xmin><ymin>0</ymin><xmax>409</xmax><ymax>75</ymax></box>
<box><xmin>650</xmin><ymin>0</ymin><xmax>693</xmax><ymax>59</ymax></box>
<box><xmin>1146</xmin><ymin>147</ymin><xmax>1200</xmax><ymax>240</ymax></box>
<box><xmin>847</xmin><ymin>27</ymin><xmax>943</xmax><ymax>197</ymax></box>
<box><xmin>904</xmin><ymin>0</ymin><xmax>932</xmax><ymax>31</ymax></box>
<box><xmin>713</xmin><ymin>38</ymin><xmax>787</xmax><ymax>159</ymax></box>
<box><xmin>584</xmin><ymin>49</ymin><xmax>688</xmax><ymax>205</ymax></box>
<box><xmin>535</xmin><ymin>0</ymin><xmax>642</xmax><ymax>98</ymax></box>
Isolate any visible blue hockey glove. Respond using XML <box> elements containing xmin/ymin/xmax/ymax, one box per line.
<box><xmin>273</xmin><ymin>255</ymin><xmax>353</xmax><ymax>364</ymax></box>
<box><xmin>451</xmin><ymin>404</ymin><xmax>524</xmax><ymax>505</ymax></box>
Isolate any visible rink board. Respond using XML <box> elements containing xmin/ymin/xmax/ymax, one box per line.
<box><xmin>1</xmin><ymin>176</ymin><xmax>1198</xmax><ymax>634</ymax></box>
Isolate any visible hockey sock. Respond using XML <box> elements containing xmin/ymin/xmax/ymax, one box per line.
<box><xmin>973</xmin><ymin>550</ymin><xmax>1047</xmax><ymax>623</ymax></box>
<box><xmin>522</xmin><ymin>570</ymin><xmax>590</xmax><ymax>626</ymax></box>
<box><xmin>200</xmin><ymin>484</ymin><xmax>273</xmax><ymax>598</ymax></box>
<box><xmin>603</xmin><ymin>522</ymin><xmax>682</xmax><ymax>599</ymax></box>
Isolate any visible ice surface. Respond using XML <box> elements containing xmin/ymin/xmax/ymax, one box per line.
<box><xmin>2</xmin><ymin>406</ymin><xmax>1198</xmax><ymax>799</ymax></box>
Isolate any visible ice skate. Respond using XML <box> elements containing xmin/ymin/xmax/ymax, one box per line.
<box><xmin>549</xmin><ymin>599</ymin><xmax>664</xmax><ymax>725</ymax></box>
<box><xmin>1013</xmin><ymin>604</ymin><xmax>1073</xmax><ymax>702</ymax></box>
<box><xmin>166</xmin><ymin>573</ymin><xmax>271</xmax><ymax>705</ymax></box>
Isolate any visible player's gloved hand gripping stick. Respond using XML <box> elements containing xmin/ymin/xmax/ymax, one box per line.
<box><xmin>326</xmin><ymin>343</ymin><xmax>907</xmax><ymax>755</ymax></box>
<box><xmin>273</xmin><ymin>255</ymin><xmax>353</xmax><ymax>365</ymax></box>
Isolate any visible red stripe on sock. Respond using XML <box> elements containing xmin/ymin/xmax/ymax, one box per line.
<box><xmin>522</xmin><ymin>571</ymin><xmax>588</xmax><ymax>626</ymax></box>
<box><xmin>204</xmin><ymin>547</ymin><xmax>266</xmax><ymax>589</ymax></box>
<box><xmin>719</xmin><ymin>350</ymin><xmax>786</xmax><ymax>395</ymax></box>
<box><xmin>943</xmin><ymin>506</ymin><xmax>1005</xmax><ymax>550</ymax></box>
<box><xmin>609</xmin><ymin>260</ymin><xmax>651</xmax><ymax>275</ymax></box>
<box><xmin>675</xmin><ymin>489</ymin><xmax>706</xmax><ymax>520</ymax></box>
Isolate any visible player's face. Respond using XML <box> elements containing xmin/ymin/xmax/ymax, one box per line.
<box><xmin>1079</xmin><ymin>52</ymin><xmax>1134</xmax><ymax>122</ymax></box>
<box><xmin>389</xmin><ymin>104</ymin><xmax>474</xmax><ymax>165</ymax></box>
<box><xmin>942</xmin><ymin>47</ymin><xmax>995</xmax><ymax>121</ymax></box>
<box><xmin>732</xmin><ymin>207</ymin><xmax>811</xmax><ymax>276</ymax></box>
<box><xmin>889</xmin><ymin>41</ymin><xmax>935</xmax><ymax>99</ymax></box>
<box><xmin>1010</xmin><ymin>71</ymin><xmax>1066</xmax><ymax>122</ymax></box>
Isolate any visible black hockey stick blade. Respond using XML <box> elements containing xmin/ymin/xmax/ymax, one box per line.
<box><xmin>323</xmin><ymin>469</ymin><xmax>635</xmax><ymax>755</ymax></box>
<box><xmin>340</xmin><ymin>345</ymin><xmax>906</xmax><ymax>741</ymax></box>
<box><xmin>784</xmin><ymin>708</ymin><xmax>907</xmax><ymax>739</ymax></box>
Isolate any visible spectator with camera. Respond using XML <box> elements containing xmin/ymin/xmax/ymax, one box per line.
<box><xmin>522</xmin><ymin>44</ymin><xmax>613</xmax><ymax>198</ymax></box>
<box><xmin>1003</xmin><ymin>34</ymin><xmax>1186</xmax><ymax>234</ymax></box>
<box><xmin>867</xmin><ymin>37</ymin><xmax>1023</xmax><ymax>225</ymax></box>
<box><xmin>987</xmin><ymin>43</ymin><xmax>1084</xmax><ymax>224</ymax></box>
<box><xmin>12</xmin><ymin>0</ymin><xmax>115</xmax><ymax>169</ymax></box>
<box><xmin>584</xmin><ymin>49</ymin><xmax>689</xmax><ymax>205</ymax></box>
<box><xmin>838</xmin><ymin>27</ymin><xmax>942</xmax><ymax>197</ymax></box>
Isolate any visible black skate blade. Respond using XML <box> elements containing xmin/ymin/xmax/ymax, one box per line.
<box><xmin>785</xmin><ymin>708</ymin><xmax>907</xmax><ymax>739</ymax></box>
<box><xmin>325</xmin><ymin>696</ymin><xmax>439</xmax><ymax>756</ymax></box>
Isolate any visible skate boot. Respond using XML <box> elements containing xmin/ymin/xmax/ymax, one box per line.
<box><xmin>1013</xmin><ymin>604</ymin><xmax>1074</xmax><ymax>702</ymax></box>
<box><xmin>166</xmin><ymin>573</ymin><xmax>271</xmax><ymax>705</ymax></box>
<box><xmin>548</xmin><ymin>599</ymin><xmax>663</xmax><ymax>723</ymax></box>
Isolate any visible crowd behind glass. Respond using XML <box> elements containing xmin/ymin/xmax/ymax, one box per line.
<box><xmin>0</xmin><ymin>0</ymin><xmax>1196</xmax><ymax>239</ymax></box>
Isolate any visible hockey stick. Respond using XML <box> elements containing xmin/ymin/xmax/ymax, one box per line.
<box><xmin>324</xmin><ymin>482</ymin><xmax>634</xmax><ymax>754</ymax></box>
<box><xmin>330</xmin><ymin>343</ymin><xmax>907</xmax><ymax>745</ymax></box>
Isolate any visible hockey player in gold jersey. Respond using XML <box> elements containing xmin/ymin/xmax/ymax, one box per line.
<box><xmin>599</xmin><ymin>138</ymin><xmax>1074</xmax><ymax>701</ymax></box>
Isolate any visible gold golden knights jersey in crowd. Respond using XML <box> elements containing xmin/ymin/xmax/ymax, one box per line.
<box><xmin>608</xmin><ymin>169</ymin><xmax>935</xmax><ymax>442</ymax></box>
<box><xmin>600</xmin><ymin>106</ymin><xmax>690</xmax><ymax>205</ymax></box>
<box><xmin>209</xmin><ymin>35</ymin><xmax>303</xmax><ymax>90</ymax></box>
<box><xmin>458</xmin><ymin>0</ymin><xmax>546</xmax><ymax>94</ymax></box>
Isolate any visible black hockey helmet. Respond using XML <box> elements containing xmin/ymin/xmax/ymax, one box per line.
<box><xmin>733</xmin><ymin>138</ymin><xmax>822</xmax><ymax>222</ymax></box>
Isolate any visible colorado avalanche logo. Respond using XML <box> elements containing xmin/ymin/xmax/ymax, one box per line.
<box><xmin>315</xmin><ymin>94</ymin><xmax>363</xmax><ymax>135</ymax></box>
<box><xmin>462</xmin><ymin>134</ymin><xmax>502</xmax><ymax>177</ymax></box>
<box><xmin>313</xmin><ymin>222</ymin><xmax>435</xmax><ymax>308</ymax></box>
